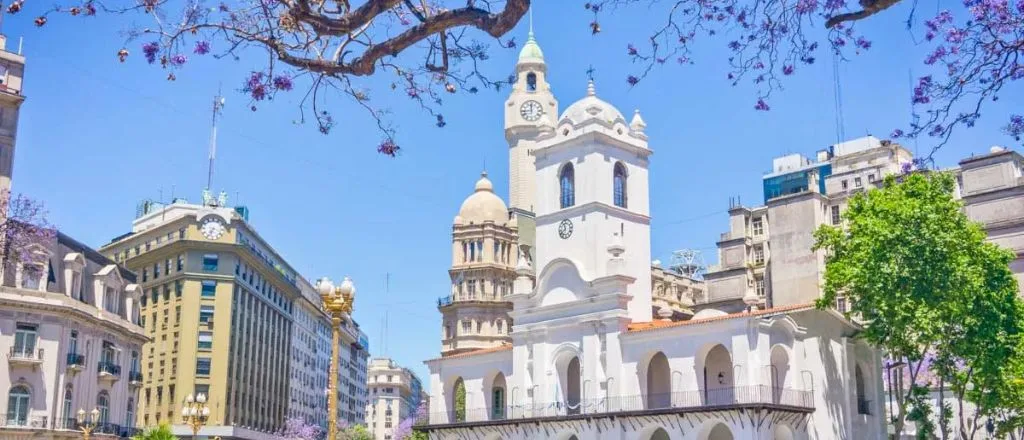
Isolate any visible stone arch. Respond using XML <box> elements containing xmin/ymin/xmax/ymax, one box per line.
<box><xmin>637</xmin><ymin>425</ymin><xmax>672</xmax><ymax>440</ymax></box>
<box><xmin>644</xmin><ymin>351</ymin><xmax>671</xmax><ymax>409</ymax></box>
<box><xmin>559</xmin><ymin>162</ymin><xmax>575</xmax><ymax>208</ymax></box>
<box><xmin>696</xmin><ymin>343</ymin><xmax>734</xmax><ymax>405</ymax></box>
<box><xmin>552</xmin><ymin>343</ymin><xmax>583</xmax><ymax>416</ymax></box>
<box><xmin>774</xmin><ymin>424</ymin><xmax>795</xmax><ymax>440</ymax></box>
<box><xmin>697</xmin><ymin>422</ymin><xmax>734</xmax><ymax>440</ymax></box>
<box><xmin>536</xmin><ymin>259</ymin><xmax>588</xmax><ymax>307</ymax></box>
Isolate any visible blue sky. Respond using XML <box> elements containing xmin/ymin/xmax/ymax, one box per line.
<box><xmin>4</xmin><ymin>1</ymin><xmax>1021</xmax><ymax>384</ymax></box>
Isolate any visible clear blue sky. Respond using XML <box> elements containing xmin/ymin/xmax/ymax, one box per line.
<box><xmin>5</xmin><ymin>1</ymin><xmax>1020</xmax><ymax>384</ymax></box>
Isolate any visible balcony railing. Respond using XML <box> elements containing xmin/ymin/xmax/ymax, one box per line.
<box><xmin>97</xmin><ymin>361</ymin><xmax>122</xmax><ymax>379</ymax></box>
<box><xmin>422</xmin><ymin>386</ymin><xmax>813</xmax><ymax>426</ymax></box>
<box><xmin>8</xmin><ymin>347</ymin><xmax>44</xmax><ymax>364</ymax></box>
<box><xmin>437</xmin><ymin>294</ymin><xmax>508</xmax><ymax>308</ymax></box>
<box><xmin>128</xmin><ymin>370</ymin><xmax>144</xmax><ymax>385</ymax></box>
<box><xmin>66</xmin><ymin>353</ymin><xmax>86</xmax><ymax>370</ymax></box>
<box><xmin>1</xmin><ymin>415</ymin><xmax>49</xmax><ymax>428</ymax></box>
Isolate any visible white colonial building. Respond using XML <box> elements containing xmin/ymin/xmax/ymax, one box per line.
<box><xmin>422</xmin><ymin>31</ymin><xmax>886</xmax><ymax>440</ymax></box>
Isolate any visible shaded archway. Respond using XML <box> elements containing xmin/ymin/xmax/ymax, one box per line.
<box><xmin>646</xmin><ymin>352</ymin><xmax>671</xmax><ymax>409</ymax></box>
<box><xmin>770</xmin><ymin>345</ymin><xmax>791</xmax><ymax>404</ymax></box>
<box><xmin>491</xmin><ymin>372</ymin><xmax>507</xmax><ymax>420</ymax></box>
<box><xmin>708</xmin><ymin>423</ymin><xmax>734</xmax><ymax>440</ymax></box>
<box><xmin>566</xmin><ymin>356</ymin><xmax>581</xmax><ymax>415</ymax></box>
<box><xmin>646</xmin><ymin>427</ymin><xmax>670</xmax><ymax>440</ymax></box>
<box><xmin>451</xmin><ymin>377</ymin><xmax>466</xmax><ymax>422</ymax></box>
<box><xmin>702</xmin><ymin>344</ymin><xmax>733</xmax><ymax>405</ymax></box>
<box><xmin>855</xmin><ymin>364</ymin><xmax>870</xmax><ymax>415</ymax></box>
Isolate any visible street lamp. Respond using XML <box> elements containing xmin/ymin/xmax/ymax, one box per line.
<box><xmin>317</xmin><ymin>276</ymin><xmax>356</xmax><ymax>440</ymax></box>
<box><xmin>76</xmin><ymin>408</ymin><xmax>100</xmax><ymax>440</ymax></box>
<box><xmin>181</xmin><ymin>392</ymin><xmax>212</xmax><ymax>437</ymax></box>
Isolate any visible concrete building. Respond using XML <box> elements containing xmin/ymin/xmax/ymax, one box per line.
<box><xmin>337</xmin><ymin>320</ymin><xmax>370</xmax><ymax>426</ymax></box>
<box><xmin>98</xmin><ymin>192</ymin><xmax>369</xmax><ymax>437</ymax></box>
<box><xmin>958</xmin><ymin>147</ymin><xmax>1024</xmax><ymax>292</ymax></box>
<box><xmin>0</xmin><ymin>34</ymin><xmax>25</xmax><ymax>194</ymax></box>
<box><xmin>365</xmin><ymin>358</ymin><xmax>423</xmax><ymax>440</ymax></box>
<box><xmin>703</xmin><ymin>136</ymin><xmax>913</xmax><ymax>313</ymax></box>
<box><xmin>421</xmin><ymin>32</ymin><xmax>885</xmax><ymax>440</ymax></box>
<box><xmin>1</xmin><ymin>231</ymin><xmax>147</xmax><ymax>438</ymax></box>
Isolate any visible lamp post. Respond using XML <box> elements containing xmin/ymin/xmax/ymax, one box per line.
<box><xmin>317</xmin><ymin>276</ymin><xmax>356</xmax><ymax>440</ymax></box>
<box><xmin>76</xmin><ymin>408</ymin><xmax>100</xmax><ymax>440</ymax></box>
<box><xmin>181</xmin><ymin>392</ymin><xmax>211</xmax><ymax>437</ymax></box>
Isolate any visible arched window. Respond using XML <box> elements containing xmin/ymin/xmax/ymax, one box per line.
<box><xmin>7</xmin><ymin>385</ymin><xmax>31</xmax><ymax>426</ymax></box>
<box><xmin>62</xmin><ymin>384</ymin><xmax>74</xmax><ymax>425</ymax></box>
<box><xmin>855</xmin><ymin>365</ymin><xmax>870</xmax><ymax>415</ymax></box>
<box><xmin>559</xmin><ymin>163</ymin><xmax>575</xmax><ymax>209</ymax></box>
<box><xmin>613</xmin><ymin>162</ymin><xmax>628</xmax><ymax>208</ymax></box>
<box><xmin>491</xmin><ymin>373</ymin><xmax>507</xmax><ymax>420</ymax></box>
<box><xmin>96</xmin><ymin>391</ymin><xmax>110</xmax><ymax>425</ymax></box>
<box><xmin>453</xmin><ymin>378</ymin><xmax>467</xmax><ymax>422</ymax></box>
<box><xmin>526</xmin><ymin>73</ymin><xmax>537</xmax><ymax>92</ymax></box>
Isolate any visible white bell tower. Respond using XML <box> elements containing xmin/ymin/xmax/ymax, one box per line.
<box><xmin>504</xmin><ymin>27</ymin><xmax>557</xmax><ymax>219</ymax></box>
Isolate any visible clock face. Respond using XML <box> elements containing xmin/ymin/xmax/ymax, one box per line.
<box><xmin>558</xmin><ymin>219</ymin><xmax>573</xmax><ymax>239</ymax></box>
<box><xmin>200</xmin><ymin>218</ymin><xmax>226</xmax><ymax>240</ymax></box>
<box><xmin>520</xmin><ymin>100</ymin><xmax>543</xmax><ymax>122</ymax></box>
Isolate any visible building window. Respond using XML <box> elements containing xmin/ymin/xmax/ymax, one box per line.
<box><xmin>126</xmin><ymin>399</ymin><xmax>135</xmax><ymax>429</ymax></box>
<box><xmin>97</xmin><ymin>391</ymin><xmax>110</xmax><ymax>425</ymax></box>
<box><xmin>175</xmin><ymin>281</ymin><xmax>183</xmax><ymax>298</ymax></box>
<box><xmin>496</xmin><ymin>320</ymin><xmax>504</xmax><ymax>334</ymax></box>
<box><xmin>868</xmin><ymin>173</ymin><xmax>876</xmax><ymax>182</ymax></box>
<box><xmin>201</xmin><ymin>280</ymin><xmax>217</xmax><ymax>297</ymax></box>
<box><xmin>836</xmin><ymin>296</ymin><xmax>849</xmax><ymax>313</ymax></box>
<box><xmin>526</xmin><ymin>72</ymin><xmax>537</xmax><ymax>92</ymax></box>
<box><xmin>199</xmin><ymin>305</ymin><xmax>215</xmax><ymax>323</ymax></box>
<box><xmin>841</xmin><ymin>180</ymin><xmax>848</xmax><ymax>190</ymax></box>
<box><xmin>153</xmin><ymin>263</ymin><xmax>160</xmax><ymax>278</ymax></box>
<box><xmin>177</xmin><ymin>255</ymin><xmax>184</xmax><ymax>271</ymax></box>
<box><xmin>179</xmin><ymin>228</ymin><xmax>186</xmax><ymax>239</ymax></box>
<box><xmin>461</xmin><ymin>320</ymin><xmax>471</xmax><ymax>335</ymax></box>
<box><xmin>69</xmin><ymin>330</ymin><xmax>78</xmax><ymax>355</ymax></box>
<box><xmin>203</xmin><ymin>254</ymin><xmax>219</xmax><ymax>271</ymax></box>
<box><xmin>142</xmin><ymin>268</ymin><xmax>148</xmax><ymax>282</ymax></box>
<box><xmin>855</xmin><ymin>177</ymin><xmax>863</xmax><ymax>187</ymax></box>
<box><xmin>13</xmin><ymin>323</ymin><xmax>38</xmax><ymax>356</ymax></box>
<box><xmin>613</xmin><ymin>162</ymin><xmax>628</xmax><ymax>208</ymax></box>
<box><xmin>165</xmin><ymin>259</ymin><xmax>171</xmax><ymax>275</ymax></box>
<box><xmin>63</xmin><ymin>384</ymin><xmax>74</xmax><ymax>423</ymax></box>
<box><xmin>196</xmin><ymin>358</ymin><xmax>212</xmax><ymax>375</ymax></box>
<box><xmin>831</xmin><ymin>205</ymin><xmax>841</xmax><ymax>225</ymax></box>
<box><xmin>198</xmin><ymin>331</ymin><xmax>213</xmax><ymax>350</ymax></box>
<box><xmin>467</xmin><ymin>280</ymin><xmax>476</xmax><ymax>299</ymax></box>
<box><xmin>752</xmin><ymin>217</ymin><xmax>764</xmax><ymax>236</ymax></box>
<box><xmin>559</xmin><ymin>162</ymin><xmax>575</xmax><ymax>209</ymax></box>
<box><xmin>755</xmin><ymin>277</ymin><xmax>765</xmax><ymax>297</ymax></box>
<box><xmin>7</xmin><ymin>385</ymin><xmax>31</xmax><ymax>426</ymax></box>
<box><xmin>753</xmin><ymin>245</ymin><xmax>765</xmax><ymax>265</ymax></box>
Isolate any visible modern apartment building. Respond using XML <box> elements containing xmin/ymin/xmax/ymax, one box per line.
<box><xmin>1</xmin><ymin>231</ymin><xmax>147</xmax><ymax>438</ymax></box>
<box><xmin>332</xmin><ymin>310</ymin><xmax>369</xmax><ymax>427</ymax></box>
<box><xmin>99</xmin><ymin>192</ymin><xmax>369</xmax><ymax>437</ymax></box>
<box><xmin>365</xmin><ymin>358</ymin><xmax>422</xmax><ymax>440</ymax></box>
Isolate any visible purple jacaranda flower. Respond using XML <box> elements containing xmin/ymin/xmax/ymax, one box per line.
<box><xmin>272</xmin><ymin>75</ymin><xmax>293</xmax><ymax>91</ymax></box>
<box><xmin>754</xmin><ymin>98</ymin><xmax>770</xmax><ymax>111</ymax></box>
<box><xmin>783</xmin><ymin>65</ymin><xmax>794</xmax><ymax>75</ymax></box>
<box><xmin>142</xmin><ymin>41</ymin><xmax>160</xmax><ymax>64</ymax></box>
<box><xmin>169</xmin><ymin>54</ymin><xmax>187</xmax><ymax>66</ymax></box>
<box><xmin>194</xmin><ymin>40</ymin><xmax>210</xmax><ymax>55</ymax></box>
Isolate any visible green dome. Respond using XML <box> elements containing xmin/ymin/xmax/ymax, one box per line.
<box><xmin>518</xmin><ymin>32</ymin><xmax>544</xmax><ymax>62</ymax></box>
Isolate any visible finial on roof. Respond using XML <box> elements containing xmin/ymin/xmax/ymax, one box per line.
<box><xmin>529</xmin><ymin>6</ymin><xmax>534</xmax><ymax>35</ymax></box>
<box><xmin>630</xmin><ymin>109</ymin><xmax>647</xmax><ymax>131</ymax></box>
<box><xmin>586</xmin><ymin>80</ymin><xmax>595</xmax><ymax>97</ymax></box>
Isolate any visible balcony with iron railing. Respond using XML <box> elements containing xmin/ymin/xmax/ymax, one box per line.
<box><xmin>128</xmin><ymin>370</ymin><xmax>144</xmax><ymax>386</ymax></box>
<box><xmin>66</xmin><ymin>352</ymin><xmax>86</xmax><ymax>371</ymax></box>
<box><xmin>97</xmin><ymin>361</ymin><xmax>121</xmax><ymax>381</ymax></box>
<box><xmin>437</xmin><ymin>292</ymin><xmax>510</xmax><ymax>308</ymax></box>
<box><xmin>8</xmin><ymin>346</ymin><xmax>43</xmax><ymax>368</ymax></box>
<box><xmin>420</xmin><ymin>386</ymin><xmax>814</xmax><ymax>428</ymax></box>
<box><xmin>1</xmin><ymin>415</ymin><xmax>48</xmax><ymax>428</ymax></box>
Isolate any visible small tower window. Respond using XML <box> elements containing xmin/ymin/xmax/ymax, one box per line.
<box><xmin>559</xmin><ymin>163</ymin><xmax>575</xmax><ymax>209</ymax></box>
<box><xmin>613</xmin><ymin>162</ymin><xmax>628</xmax><ymax>208</ymax></box>
<box><xmin>526</xmin><ymin>72</ymin><xmax>537</xmax><ymax>92</ymax></box>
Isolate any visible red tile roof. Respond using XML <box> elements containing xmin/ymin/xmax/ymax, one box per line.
<box><xmin>626</xmin><ymin>303</ymin><xmax>817</xmax><ymax>333</ymax></box>
<box><xmin>428</xmin><ymin>344</ymin><xmax>513</xmax><ymax>362</ymax></box>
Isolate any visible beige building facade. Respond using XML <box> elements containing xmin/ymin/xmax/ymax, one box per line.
<box><xmin>365</xmin><ymin>358</ymin><xmax>422</xmax><ymax>440</ymax></box>
<box><xmin>0</xmin><ymin>34</ymin><xmax>25</xmax><ymax>194</ymax></box>
<box><xmin>1</xmin><ymin>232</ymin><xmax>147</xmax><ymax>438</ymax></box>
<box><xmin>99</xmin><ymin>193</ymin><xmax>369</xmax><ymax>437</ymax></box>
<box><xmin>439</xmin><ymin>173</ymin><xmax>517</xmax><ymax>356</ymax></box>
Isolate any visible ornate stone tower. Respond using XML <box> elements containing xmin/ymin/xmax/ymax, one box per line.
<box><xmin>0</xmin><ymin>35</ymin><xmax>26</xmax><ymax>194</ymax></box>
<box><xmin>504</xmin><ymin>29</ymin><xmax>557</xmax><ymax>263</ymax></box>
<box><xmin>439</xmin><ymin>172</ymin><xmax>517</xmax><ymax>356</ymax></box>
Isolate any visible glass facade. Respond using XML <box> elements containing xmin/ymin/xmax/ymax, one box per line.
<box><xmin>762</xmin><ymin>163</ymin><xmax>831</xmax><ymax>202</ymax></box>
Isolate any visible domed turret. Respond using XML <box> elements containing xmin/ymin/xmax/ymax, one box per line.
<box><xmin>559</xmin><ymin>80</ymin><xmax>626</xmax><ymax>126</ymax></box>
<box><xmin>457</xmin><ymin>171</ymin><xmax>510</xmax><ymax>225</ymax></box>
<box><xmin>518</xmin><ymin>31</ymin><xmax>544</xmax><ymax>64</ymax></box>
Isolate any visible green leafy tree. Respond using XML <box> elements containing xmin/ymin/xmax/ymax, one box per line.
<box><xmin>454</xmin><ymin>379</ymin><xmax>466</xmax><ymax>422</ymax></box>
<box><xmin>814</xmin><ymin>172</ymin><xmax>1024</xmax><ymax>439</ymax></box>
<box><xmin>339</xmin><ymin>424</ymin><xmax>374</xmax><ymax>440</ymax></box>
<box><xmin>132</xmin><ymin>424</ymin><xmax>178</xmax><ymax>440</ymax></box>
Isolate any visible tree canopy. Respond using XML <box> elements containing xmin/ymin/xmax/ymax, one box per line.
<box><xmin>8</xmin><ymin>0</ymin><xmax>1022</xmax><ymax>155</ymax></box>
<box><xmin>132</xmin><ymin>424</ymin><xmax>179</xmax><ymax>440</ymax></box>
<box><xmin>814</xmin><ymin>172</ymin><xmax>1024</xmax><ymax>439</ymax></box>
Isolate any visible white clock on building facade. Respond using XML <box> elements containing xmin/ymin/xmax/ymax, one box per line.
<box><xmin>519</xmin><ymin>100</ymin><xmax>543</xmax><ymax>121</ymax></box>
<box><xmin>200</xmin><ymin>217</ymin><xmax>226</xmax><ymax>240</ymax></box>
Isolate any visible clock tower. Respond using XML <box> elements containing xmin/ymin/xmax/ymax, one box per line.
<box><xmin>504</xmin><ymin>29</ymin><xmax>557</xmax><ymax>262</ymax></box>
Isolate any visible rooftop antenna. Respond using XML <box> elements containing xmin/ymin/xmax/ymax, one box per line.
<box><xmin>381</xmin><ymin>273</ymin><xmax>390</xmax><ymax>356</ymax></box>
<box><xmin>207</xmin><ymin>87</ymin><xmax>226</xmax><ymax>192</ymax></box>
<box><xmin>529</xmin><ymin>5</ymin><xmax>534</xmax><ymax>35</ymax></box>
